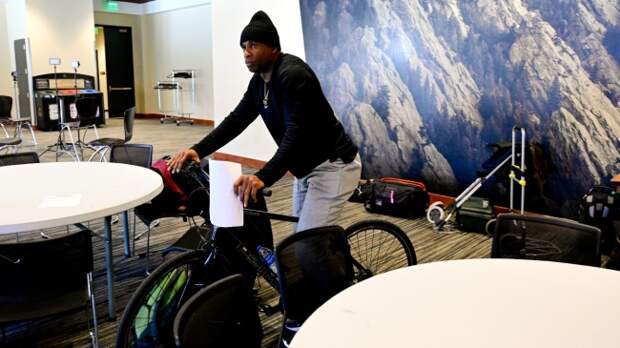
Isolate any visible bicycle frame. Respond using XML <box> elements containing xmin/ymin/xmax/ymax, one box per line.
<box><xmin>205</xmin><ymin>206</ymin><xmax>371</xmax><ymax>295</ymax></box>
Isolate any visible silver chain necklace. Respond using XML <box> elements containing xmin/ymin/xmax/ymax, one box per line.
<box><xmin>263</xmin><ymin>81</ymin><xmax>269</xmax><ymax>109</ymax></box>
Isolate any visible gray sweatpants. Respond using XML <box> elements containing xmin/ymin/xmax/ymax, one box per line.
<box><xmin>292</xmin><ymin>154</ymin><xmax>362</xmax><ymax>232</ymax></box>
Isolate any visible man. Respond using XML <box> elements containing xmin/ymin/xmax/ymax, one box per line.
<box><xmin>169</xmin><ymin>10</ymin><xmax>361</xmax><ymax>232</ymax></box>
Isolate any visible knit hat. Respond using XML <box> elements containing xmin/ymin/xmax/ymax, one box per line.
<box><xmin>240</xmin><ymin>11</ymin><xmax>280</xmax><ymax>50</ymax></box>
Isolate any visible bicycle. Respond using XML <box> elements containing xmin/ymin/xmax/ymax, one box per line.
<box><xmin>116</xmin><ymin>167</ymin><xmax>417</xmax><ymax>348</ymax></box>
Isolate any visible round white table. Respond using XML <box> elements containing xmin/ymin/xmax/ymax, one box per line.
<box><xmin>0</xmin><ymin>162</ymin><xmax>163</xmax><ymax>319</ymax></box>
<box><xmin>291</xmin><ymin>259</ymin><xmax>620</xmax><ymax>348</ymax></box>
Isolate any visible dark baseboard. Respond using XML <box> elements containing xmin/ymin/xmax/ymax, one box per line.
<box><xmin>212</xmin><ymin>152</ymin><xmax>269</xmax><ymax>170</ymax></box>
<box><xmin>136</xmin><ymin>113</ymin><xmax>214</xmax><ymax>126</ymax></box>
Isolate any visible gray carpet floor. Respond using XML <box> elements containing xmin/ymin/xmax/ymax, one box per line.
<box><xmin>0</xmin><ymin>118</ymin><xmax>492</xmax><ymax>348</ymax></box>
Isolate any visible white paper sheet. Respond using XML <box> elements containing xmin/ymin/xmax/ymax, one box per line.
<box><xmin>39</xmin><ymin>193</ymin><xmax>82</xmax><ymax>208</ymax></box>
<box><xmin>208</xmin><ymin>159</ymin><xmax>244</xmax><ymax>227</ymax></box>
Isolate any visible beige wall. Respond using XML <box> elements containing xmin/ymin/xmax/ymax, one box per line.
<box><xmin>212</xmin><ymin>1</ymin><xmax>305</xmax><ymax>161</ymax></box>
<box><xmin>26</xmin><ymin>0</ymin><xmax>96</xmax><ymax>76</ymax></box>
<box><xmin>0</xmin><ymin>3</ymin><xmax>12</xmax><ymax>99</ymax></box>
<box><xmin>141</xmin><ymin>4</ymin><xmax>213</xmax><ymax>119</ymax></box>
<box><xmin>94</xmin><ymin>11</ymin><xmax>145</xmax><ymax>113</ymax></box>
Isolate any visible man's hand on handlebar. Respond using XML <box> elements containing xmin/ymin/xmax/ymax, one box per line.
<box><xmin>234</xmin><ymin>174</ymin><xmax>265</xmax><ymax>207</ymax></box>
<box><xmin>168</xmin><ymin>148</ymin><xmax>200</xmax><ymax>173</ymax></box>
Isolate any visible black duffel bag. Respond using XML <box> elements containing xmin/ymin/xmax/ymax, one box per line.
<box><xmin>365</xmin><ymin>177</ymin><xmax>430</xmax><ymax>218</ymax></box>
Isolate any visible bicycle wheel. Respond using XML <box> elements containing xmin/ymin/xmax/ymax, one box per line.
<box><xmin>345</xmin><ymin>220</ymin><xmax>417</xmax><ymax>282</ymax></box>
<box><xmin>116</xmin><ymin>248</ymin><xmax>231</xmax><ymax>348</ymax></box>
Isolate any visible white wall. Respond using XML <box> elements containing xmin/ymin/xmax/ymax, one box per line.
<box><xmin>94</xmin><ymin>11</ymin><xmax>145</xmax><ymax>113</ymax></box>
<box><xmin>26</xmin><ymin>0</ymin><xmax>96</xmax><ymax>77</ymax></box>
<box><xmin>0</xmin><ymin>3</ymin><xmax>12</xmax><ymax>98</ymax></box>
<box><xmin>211</xmin><ymin>0</ymin><xmax>306</xmax><ymax>161</ymax></box>
<box><xmin>141</xmin><ymin>4</ymin><xmax>213</xmax><ymax>119</ymax></box>
<box><xmin>4</xmin><ymin>0</ymin><xmax>27</xmax><ymax>72</ymax></box>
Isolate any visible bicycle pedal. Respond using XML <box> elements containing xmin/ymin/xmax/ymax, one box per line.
<box><xmin>258</xmin><ymin>303</ymin><xmax>282</xmax><ymax>316</ymax></box>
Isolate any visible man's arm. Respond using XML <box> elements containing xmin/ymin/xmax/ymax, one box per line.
<box><xmin>169</xmin><ymin>81</ymin><xmax>259</xmax><ymax>172</ymax></box>
<box><xmin>254</xmin><ymin>70</ymin><xmax>310</xmax><ymax>187</ymax></box>
<box><xmin>191</xmin><ymin>86</ymin><xmax>260</xmax><ymax>158</ymax></box>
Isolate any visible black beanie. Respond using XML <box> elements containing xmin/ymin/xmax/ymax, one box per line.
<box><xmin>240</xmin><ymin>11</ymin><xmax>281</xmax><ymax>50</ymax></box>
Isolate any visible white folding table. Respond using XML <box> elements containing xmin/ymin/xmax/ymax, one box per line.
<box><xmin>0</xmin><ymin>161</ymin><xmax>163</xmax><ymax>320</ymax></box>
<box><xmin>291</xmin><ymin>258</ymin><xmax>620</xmax><ymax>348</ymax></box>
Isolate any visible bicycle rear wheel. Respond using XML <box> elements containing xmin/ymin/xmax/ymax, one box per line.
<box><xmin>345</xmin><ymin>220</ymin><xmax>417</xmax><ymax>282</ymax></box>
<box><xmin>116</xmin><ymin>248</ymin><xmax>230</xmax><ymax>348</ymax></box>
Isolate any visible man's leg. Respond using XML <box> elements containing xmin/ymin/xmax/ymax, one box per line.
<box><xmin>296</xmin><ymin>155</ymin><xmax>361</xmax><ymax>232</ymax></box>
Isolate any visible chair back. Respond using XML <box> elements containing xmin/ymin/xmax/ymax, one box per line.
<box><xmin>173</xmin><ymin>273</ymin><xmax>263</xmax><ymax>348</ymax></box>
<box><xmin>492</xmin><ymin>213</ymin><xmax>602</xmax><ymax>266</ymax></box>
<box><xmin>275</xmin><ymin>226</ymin><xmax>353</xmax><ymax>323</ymax></box>
<box><xmin>75</xmin><ymin>97</ymin><xmax>99</xmax><ymax>126</ymax></box>
<box><xmin>0</xmin><ymin>228</ymin><xmax>94</xmax><ymax>323</ymax></box>
<box><xmin>123</xmin><ymin>107</ymin><xmax>136</xmax><ymax>142</ymax></box>
<box><xmin>109</xmin><ymin>144</ymin><xmax>153</xmax><ymax>168</ymax></box>
<box><xmin>0</xmin><ymin>152</ymin><xmax>39</xmax><ymax>166</ymax></box>
<box><xmin>0</xmin><ymin>95</ymin><xmax>12</xmax><ymax>120</ymax></box>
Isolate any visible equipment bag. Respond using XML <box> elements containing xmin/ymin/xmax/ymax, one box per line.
<box><xmin>456</xmin><ymin>196</ymin><xmax>495</xmax><ymax>234</ymax></box>
<box><xmin>365</xmin><ymin>177</ymin><xmax>429</xmax><ymax>218</ymax></box>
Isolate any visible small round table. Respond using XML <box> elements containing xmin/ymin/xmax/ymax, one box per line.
<box><xmin>0</xmin><ymin>161</ymin><xmax>163</xmax><ymax>319</ymax></box>
<box><xmin>291</xmin><ymin>259</ymin><xmax>620</xmax><ymax>348</ymax></box>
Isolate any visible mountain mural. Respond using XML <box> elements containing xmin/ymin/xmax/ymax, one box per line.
<box><xmin>300</xmin><ymin>0</ymin><xmax>620</xmax><ymax>213</ymax></box>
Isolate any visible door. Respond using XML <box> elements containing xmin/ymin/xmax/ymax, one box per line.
<box><xmin>103</xmin><ymin>25</ymin><xmax>135</xmax><ymax>117</ymax></box>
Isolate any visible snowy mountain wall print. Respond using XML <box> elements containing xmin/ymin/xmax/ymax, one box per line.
<box><xmin>300</xmin><ymin>0</ymin><xmax>620</xmax><ymax>213</ymax></box>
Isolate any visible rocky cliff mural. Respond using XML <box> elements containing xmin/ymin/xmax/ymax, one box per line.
<box><xmin>300</xmin><ymin>0</ymin><xmax>620</xmax><ymax>214</ymax></box>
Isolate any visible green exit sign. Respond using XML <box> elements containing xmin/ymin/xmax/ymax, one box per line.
<box><xmin>104</xmin><ymin>1</ymin><xmax>119</xmax><ymax>12</ymax></box>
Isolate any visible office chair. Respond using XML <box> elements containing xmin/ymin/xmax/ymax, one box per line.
<box><xmin>0</xmin><ymin>95</ymin><xmax>13</xmax><ymax>138</ymax></box>
<box><xmin>173</xmin><ymin>274</ymin><xmax>263</xmax><ymax>348</ymax></box>
<box><xmin>275</xmin><ymin>226</ymin><xmax>354</xmax><ymax>347</ymax></box>
<box><xmin>491</xmin><ymin>213</ymin><xmax>602</xmax><ymax>266</ymax></box>
<box><xmin>0</xmin><ymin>228</ymin><xmax>99</xmax><ymax>347</ymax></box>
<box><xmin>108</xmin><ymin>144</ymin><xmax>153</xmax><ymax>258</ymax></box>
<box><xmin>0</xmin><ymin>151</ymin><xmax>39</xmax><ymax>166</ymax></box>
<box><xmin>88</xmin><ymin>107</ymin><xmax>135</xmax><ymax>161</ymax></box>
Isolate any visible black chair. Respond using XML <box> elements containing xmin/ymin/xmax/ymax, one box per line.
<box><xmin>173</xmin><ymin>274</ymin><xmax>262</xmax><ymax>348</ymax></box>
<box><xmin>0</xmin><ymin>95</ymin><xmax>12</xmax><ymax>138</ymax></box>
<box><xmin>110</xmin><ymin>143</ymin><xmax>153</xmax><ymax>168</ymax></box>
<box><xmin>74</xmin><ymin>97</ymin><xmax>101</xmax><ymax>144</ymax></box>
<box><xmin>108</xmin><ymin>144</ymin><xmax>153</xmax><ymax>259</ymax></box>
<box><xmin>0</xmin><ymin>228</ymin><xmax>98</xmax><ymax>347</ymax></box>
<box><xmin>0</xmin><ymin>94</ymin><xmax>37</xmax><ymax>146</ymax></box>
<box><xmin>275</xmin><ymin>226</ymin><xmax>354</xmax><ymax>346</ymax></box>
<box><xmin>0</xmin><ymin>136</ymin><xmax>21</xmax><ymax>154</ymax></box>
<box><xmin>491</xmin><ymin>213</ymin><xmax>602</xmax><ymax>266</ymax></box>
<box><xmin>87</xmin><ymin>107</ymin><xmax>135</xmax><ymax>161</ymax></box>
<box><xmin>0</xmin><ymin>151</ymin><xmax>39</xmax><ymax>166</ymax></box>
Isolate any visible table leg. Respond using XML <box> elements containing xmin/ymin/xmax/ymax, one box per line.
<box><xmin>104</xmin><ymin>215</ymin><xmax>116</xmax><ymax>321</ymax></box>
<box><xmin>122</xmin><ymin>211</ymin><xmax>131</xmax><ymax>257</ymax></box>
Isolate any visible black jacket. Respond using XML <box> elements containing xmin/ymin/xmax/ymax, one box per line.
<box><xmin>191</xmin><ymin>53</ymin><xmax>357</xmax><ymax>187</ymax></box>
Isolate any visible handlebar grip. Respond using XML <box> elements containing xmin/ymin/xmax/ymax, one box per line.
<box><xmin>261</xmin><ymin>188</ymin><xmax>272</xmax><ymax>197</ymax></box>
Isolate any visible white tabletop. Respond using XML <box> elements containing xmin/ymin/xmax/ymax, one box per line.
<box><xmin>291</xmin><ymin>259</ymin><xmax>620</xmax><ymax>348</ymax></box>
<box><xmin>0</xmin><ymin>161</ymin><xmax>163</xmax><ymax>234</ymax></box>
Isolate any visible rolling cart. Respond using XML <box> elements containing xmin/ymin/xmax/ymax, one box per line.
<box><xmin>426</xmin><ymin>127</ymin><xmax>527</xmax><ymax>231</ymax></box>
<box><xmin>154</xmin><ymin>69</ymin><xmax>196</xmax><ymax>126</ymax></box>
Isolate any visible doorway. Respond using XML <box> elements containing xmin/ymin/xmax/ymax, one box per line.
<box><xmin>95</xmin><ymin>25</ymin><xmax>136</xmax><ymax>118</ymax></box>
